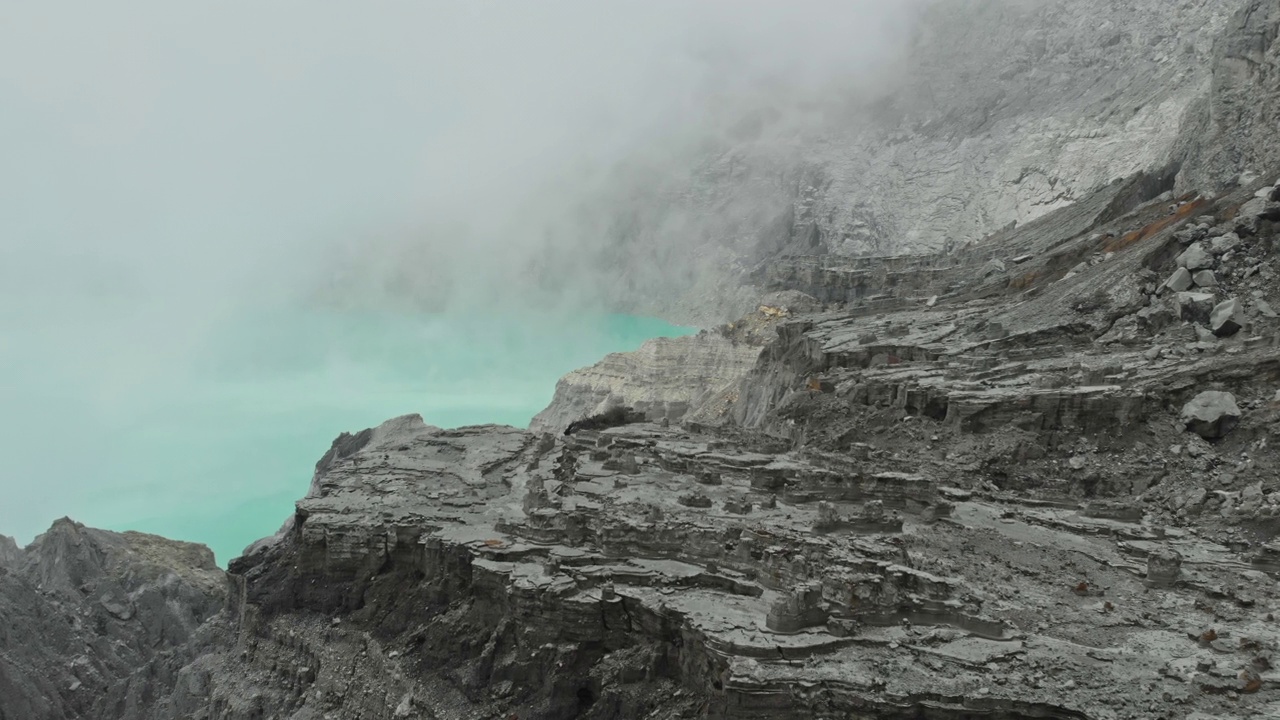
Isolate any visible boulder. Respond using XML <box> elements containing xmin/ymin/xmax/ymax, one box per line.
<box><xmin>1163</xmin><ymin>267</ymin><xmax>1193</xmax><ymax>293</ymax></box>
<box><xmin>1176</xmin><ymin>243</ymin><xmax>1214</xmax><ymax>271</ymax></box>
<box><xmin>1234</xmin><ymin>197</ymin><xmax>1280</xmax><ymax>235</ymax></box>
<box><xmin>1210</xmin><ymin>298</ymin><xmax>1244</xmax><ymax>337</ymax></box>
<box><xmin>99</xmin><ymin>591</ymin><xmax>135</xmax><ymax>621</ymax></box>
<box><xmin>1136</xmin><ymin>304</ymin><xmax>1172</xmax><ymax>333</ymax></box>
<box><xmin>1173</xmin><ymin>226</ymin><xmax>1206</xmax><ymax>245</ymax></box>
<box><xmin>1147</xmin><ymin>548</ymin><xmax>1182</xmax><ymax>588</ymax></box>
<box><xmin>1192</xmin><ymin>270</ymin><xmax>1217</xmax><ymax>288</ymax></box>
<box><xmin>1209</xmin><ymin>233</ymin><xmax>1241</xmax><ymax>256</ymax></box>
<box><xmin>1174</xmin><ymin>292</ymin><xmax>1216</xmax><ymax>325</ymax></box>
<box><xmin>1180</xmin><ymin>391</ymin><xmax>1241</xmax><ymax>440</ymax></box>
<box><xmin>1257</xmin><ymin>299</ymin><xmax>1278</xmax><ymax>318</ymax></box>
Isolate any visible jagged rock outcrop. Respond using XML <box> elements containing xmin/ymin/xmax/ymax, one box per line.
<box><xmin>0</xmin><ymin>533</ymin><xmax>19</xmax><ymax>568</ymax></box>
<box><xmin>0</xmin><ymin>519</ymin><xmax>228</xmax><ymax>720</ymax></box>
<box><xmin>530</xmin><ymin>332</ymin><xmax>761</xmax><ymax>434</ymax></box>
<box><xmin>532</xmin><ymin>295</ymin><xmax>819</xmax><ymax>432</ymax></box>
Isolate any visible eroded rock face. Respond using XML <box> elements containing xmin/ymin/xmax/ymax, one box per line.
<box><xmin>530</xmin><ymin>332</ymin><xmax>762</xmax><ymax>434</ymax></box>
<box><xmin>1211</xmin><ymin>297</ymin><xmax>1246</xmax><ymax>336</ymax></box>
<box><xmin>530</xmin><ymin>300</ymin><xmax>810</xmax><ymax>433</ymax></box>
<box><xmin>1177</xmin><ymin>0</ymin><xmax>1280</xmax><ymax>192</ymax></box>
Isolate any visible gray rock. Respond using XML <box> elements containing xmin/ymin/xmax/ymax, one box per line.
<box><xmin>1147</xmin><ymin>549</ymin><xmax>1182</xmax><ymax>587</ymax></box>
<box><xmin>1137</xmin><ymin>304</ymin><xmax>1173</xmax><ymax>333</ymax></box>
<box><xmin>1181</xmin><ymin>391</ymin><xmax>1242</xmax><ymax>439</ymax></box>
<box><xmin>1211</xmin><ymin>298</ymin><xmax>1245</xmax><ymax>337</ymax></box>
<box><xmin>530</xmin><ymin>327</ymin><xmax>764</xmax><ymax>432</ymax></box>
<box><xmin>1257</xmin><ymin>299</ymin><xmax>1278</xmax><ymax>318</ymax></box>
<box><xmin>1163</xmin><ymin>267</ymin><xmax>1193</xmax><ymax>292</ymax></box>
<box><xmin>1192</xmin><ymin>270</ymin><xmax>1218</xmax><ymax>288</ymax></box>
<box><xmin>99</xmin><ymin>591</ymin><xmax>135</xmax><ymax>621</ymax></box>
<box><xmin>1098</xmin><ymin>315</ymin><xmax>1142</xmax><ymax>344</ymax></box>
<box><xmin>1176</xmin><ymin>243</ymin><xmax>1215</xmax><ymax>271</ymax></box>
<box><xmin>1235</xmin><ymin>198</ymin><xmax>1278</xmax><ymax>236</ymax></box>
<box><xmin>1174</xmin><ymin>226</ymin><xmax>1206</xmax><ymax>245</ymax></box>
<box><xmin>1175</xmin><ymin>292</ymin><xmax>1217</xmax><ymax>324</ymax></box>
<box><xmin>1209</xmin><ymin>232</ymin><xmax>1241</xmax><ymax>256</ymax></box>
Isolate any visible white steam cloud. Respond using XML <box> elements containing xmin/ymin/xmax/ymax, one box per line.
<box><xmin>0</xmin><ymin>1</ymin><xmax>922</xmax><ymax>543</ymax></box>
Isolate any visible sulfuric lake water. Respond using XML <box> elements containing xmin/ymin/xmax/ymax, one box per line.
<box><xmin>0</xmin><ymin>306</ymin><xmax>694</xmax><ymax>565</ymax></box>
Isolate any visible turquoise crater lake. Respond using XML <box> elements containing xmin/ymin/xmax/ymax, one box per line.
<box><xmin>0</xmin><ymin>307</ymin><xmax>694</xmax><ymax>565</ymax></box>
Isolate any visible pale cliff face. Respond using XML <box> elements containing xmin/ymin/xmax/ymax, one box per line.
<box><xmin>588</xmin><ymin>0</ymin><xmax>1250</xmax><ymax>323</ymax></box>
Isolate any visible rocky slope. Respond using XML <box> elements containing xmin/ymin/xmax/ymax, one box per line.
<box><xmin>545</xmin><ymin>0</ymin><xmax>1280</xmax><ymax>430</ymax></box>
<box><xmin>598</xmin><ymin>0</ymin><xmax>1256</xmax><ymax>325</ymax></box>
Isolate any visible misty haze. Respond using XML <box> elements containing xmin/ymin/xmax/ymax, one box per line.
<box><xmin>5</xmin><ymin>1</ymin><xmax>1280</xmax><ymax>718</ymax></box>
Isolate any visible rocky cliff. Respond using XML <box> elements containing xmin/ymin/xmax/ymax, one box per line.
<box><xmin>542</xmin><ymin>0</ymin><xmax>1280</xmax><ymax>430</ymax></box>
<box><xmin>532</xmin><ymin>292</ymin><xmax>820</xmax><ymax>434</ymax></box>
<box><xmin>9</xmin><ymin>1</ymin><xmax>1280</xmax><ymax>718</ymax></box>
<box><xmin>11</xmin><ymin>152</ymin><xmax>1280</xmax><ymax>720</ymax></box>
